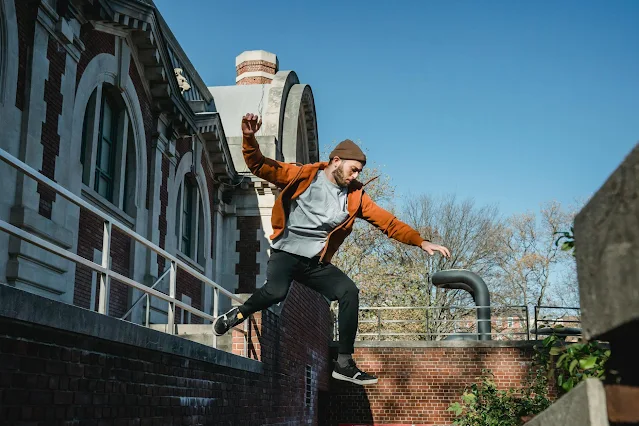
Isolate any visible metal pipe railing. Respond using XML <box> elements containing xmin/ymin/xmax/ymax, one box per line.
<box><xmin>334</xmin><ymin>304</ymin><xmax>580</xmax><ymax>341</ymax></box>
<box><xmin>121</xmin><ymin>266</ymin><xmax>171</xmax><ymax>321</ymax></box>
<box><xmin>432</xmin><ymin>269</ymin><xmax>492</xmax><ymax>340</ymax></box>
<box><xmin>0</xmin><ymin>147</ymin><xmax>248</xmax><ymax>353</ymax></box>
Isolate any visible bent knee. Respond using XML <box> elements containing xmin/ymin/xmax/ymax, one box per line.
<box><xmin>339</xmin><ymin>281</ymin><xmax>359</xmax><ymax>300</ymax></box>
<box><xmin>263</xmin><ymin>284</ymin><xmax>289</xmax><ymax>302</ymax></box>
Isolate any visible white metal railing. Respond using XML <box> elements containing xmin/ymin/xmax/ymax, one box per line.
<box><xmin>335</xmin><ymin>305</ymin><xmax>533</xmax><ymax>341</ymax></box>
<box><xmin>335</xmin><ymin>305</ymin><xmax>582</xmax><ymax>341</ymax></box>
<box><xmin>0</xmin><ymin>147</ymin><xmax>249</xmax><ymax>356</ymax></box>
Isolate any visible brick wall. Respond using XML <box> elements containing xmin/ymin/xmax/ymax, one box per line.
<box><xmin>15</xmin><ymin>0</ymin><xmax>38</xmax><ymax>111</ymax></box>
<box><xmin>75</xmin><ymin>30</ymin><xmax>115</xmax><ymax>88</ymax></box>
<box><xmin>236</xmin><ymin>59</ymin><xmax>277</xmax><ymax>85</ymax></box>
<box><xmin>175</xmin><ymin>137</ymin><xmax>190</xmax><ymax>157</ymax></box>
<box><xmin>157</xmin><ymin>156</ymin><xmax>169</xmax><ymax>271</ymax></box>
<box><xmin>73</xmin><ymin>209</ymin><xmax>131</xmax><ymax>318</ymax></box>
<box><xmin>175</xmin><ymin>269</ymin><xmax>203</xmax><ymax>325</ymax></box>
<box><xmin>235</xmin><ymin>216</ymin><xmax>261</xmax><ymax>293</ymax></box>
<box><xmin>37</xmin><ymin>38</ymin><xmax>66</xmax><ymax>219</ymax></box>
<box><xmin>229</xmin><ymin>281</ymin><xmax>332</xmax><ymax>420</ymax></box>
<box><xmin>0</xmin><ymin>279</ymin><xmax>333</xmax><ymax>425</ymax></box>
<box><xmin>236</xmin><ymin>60</ymin><xmax>278</xmax><ymax>77</ymax></box>
<box><xmin>319</xmin><ymin>344</ymin><xmax>550</xmax><ymax>426</ymax></box>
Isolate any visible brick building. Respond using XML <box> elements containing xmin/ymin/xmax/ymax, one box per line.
<box><xmin>0</xmin><ymin>0</ymin><xmax>318</xmax><ymax>322</ymax></box>
<box><xmin>0</xmin><ymin>1</ymin><xmax>555</xmax><ymax>424</ymax></box>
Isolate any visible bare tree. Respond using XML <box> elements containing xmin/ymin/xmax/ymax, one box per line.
<box><xmin>332</xmin><ymin>190</ymin><xmax>507</xmax><ymax>340</ymax></box>
<box><xmin>493</xmin><ymin>201</ymin><xmax>577</xmax><ymax>308</ymax></box>
<box><xmin>324</xmin><ymin>145</ymin><xmax>581</xmax><ymax>340</ymax></box>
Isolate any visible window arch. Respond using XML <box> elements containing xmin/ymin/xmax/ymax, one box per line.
<box><xmin>80</xmin><ymin>83</ymin><xmax>137</xmax><ymax>217</ymax></box>
<box><xmin>0</xmin><ymin>0</ymin><xmax>19</xmax><ymax>109</ymax></box>
<box><xmin>0</xmin><ymin>1</ymin><xmax>5</xmax><ymax>104</ymax></box>
<box><xmin>174</xmin><ymin>172</ymin><xmax>206</xmax><ymax>266</ymax></box>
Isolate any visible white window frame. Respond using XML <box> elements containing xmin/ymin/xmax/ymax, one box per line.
<box><xmin>80</xmin><ymin>82</ymin><xmax>136</xmax><ymax>225</ymax></box>
<box><xmin>175</xmin><ymin>176</ymin><xmax>204</xmax><ymax>268</ymax></box>
<box><xmin>180</xmin><ymin>294</ymin><xmax>192</xmax><ymax>324</ymax></box>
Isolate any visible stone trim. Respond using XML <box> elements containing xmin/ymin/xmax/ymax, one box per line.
<box><xmin>236</xmin><ymin>76</ymin><xmax>274</xmax><ymax>86</ymax></box>
<box><xmin>235</xmin><ymin>70</ymin><xmax>276</xmax><ymax>82</ymax></box>
<box><xmin>0</xmin><ymin>283</ymin><xmax>262</xmax><ymax>373</ymax></box>
<box><xmin>352</xmin><ymin>340</ymin><xmax>540</xmax><ymax>349</ymax></box>
<box><xmin>235</xmin><ymin>50</ymin><xmax>278</xmax><ymax>67</ymax></box>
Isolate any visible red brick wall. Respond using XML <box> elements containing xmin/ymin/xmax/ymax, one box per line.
<box><xmin>236</xmin><ymin>60</ymin><xmax>277</xmax><ymax>85</ymax></box>
<box><xmin>73</xmin><ymin>210</ymin><xmax>131</xmax><ymax>318</ymax></box>
<box><xmin>157</xmin><ymin>156</ymin><xmax>169</xmax><ymax>271</ymax></box>
<box><xmin>175</xmin><ymin>137</ymin><xmax>190</xmax><ymax>157</ymax></box>
<box><xmin>235</xmin><ymin>216</ymin><xmax>261</xmax><ymax>293</ymax></box>
<box><xmin>37</xmin><ymin>38</ymin><xmax>66</xmax><ymax>219</ymax></box>
<box><xmin>236</xmin><ymin>60</ymin><xmax>277</xmax><ymax>77</ymax></box>
<box><xmin>319</xmin><ymin>345</ymin><xmax>547</xmax><ymax>426</ymax></box>
<box><xmin>15</xmin><ymin>0</ymin><xmax>38</xmax><ymax>111</ymax></box>
<box><xmin>175</xmin><ymin>269</ymin><xmax>203</xmax><ymax>324</ymax></box>
<box><xmin>231</xmin><ymin>281</ymin><xmax>334</xmax><ymax>420</ymax></box>
<box><xmin>0</xmin><ymin>280</ymin><xmax>333</xmax><ymax>425</ymax></box>
<box><xmin>75</xmin><ymin>30</ymin><xmax>115</xmax><ymax>88</ymax></box>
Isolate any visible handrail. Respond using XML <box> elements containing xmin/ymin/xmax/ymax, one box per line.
<box><xmin>0</xmin><ymin>147</ymin><xmax>243</xmax><ymax>304</ymax></box>
<box><xmin>0</xmin><ymin>146</ymin><xmax>248</xmax><ymax>355</ymax></box>
<box><xmin>342</xmin><ymin>304</ymin><xmax>532</xmax><ymax>341</ymax></box>
<box><xmin>359</xmin><ymin>305</ymin><xmax>527</xmax><ymax>310</ymax></box>
<box><xmin>0</xmin><ymin>220</ymin><xmax>215</xmax><ymax>321</ymax></box>
<box><xmin>340</xmin><ymin>304</ymin><xmax>581</xmax><ymax>341</ymax></box>
<box><xmin>0</xmin><ymin>220</ymin><xmax>213</xmax><ymax>321</ymax></box>
<box><xmin>121</xmin><ymin>266</ymin><xmax>171</xmax><ymax>320</ymax></box>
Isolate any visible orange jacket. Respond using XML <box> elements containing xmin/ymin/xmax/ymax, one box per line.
<box><xmin>242</xmin><ymin>134</ymin><xmax>426</xmax><ymax>263</ymax></box>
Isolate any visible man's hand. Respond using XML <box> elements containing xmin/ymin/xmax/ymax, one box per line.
<box><xmin>420</xmin><ymin>241</ymin><xmax>451</xmax><ymax>258</ymax></box>
<box><xmin>242</xmin><ymin>113</ymin><xmax>262</xmax><ymax>136</ymax></box>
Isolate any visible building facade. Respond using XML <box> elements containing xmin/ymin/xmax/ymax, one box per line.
<box><xmin>0</xmin><ymin>0</ymin><xmax>318</xmax><ymax>324</ymax></box>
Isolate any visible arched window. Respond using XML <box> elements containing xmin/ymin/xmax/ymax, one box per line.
<box><xmin>80</xmin><ymin>83</ymin><xmax>136</xmax><ymax>218</ymax></box>
<box><xmin>175</xmin><ymin>173</ymin><xmax>205</xmax><ymax>266</ymax></box>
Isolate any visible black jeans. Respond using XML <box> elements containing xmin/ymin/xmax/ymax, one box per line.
<box><xmin>238</xmin><ymin>248</ymin><xmax>359</xmax><ymax>354</ymax></box>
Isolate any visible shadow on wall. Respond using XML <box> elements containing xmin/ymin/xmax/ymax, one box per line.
<box><xmin>318</xmin><ymin>346</ymin><xmax>374</xmax><ymax>426</ymax></box>
<box><xmin>318</xmin><ymin>386</ymin><xmax>374</xmax><ymax>426</ymax></box>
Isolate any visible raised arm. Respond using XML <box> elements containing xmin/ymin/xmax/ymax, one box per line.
<box><xmin>359</xmin><ymin>191</ymin><xmax>451</xmax><ymax>257</ymax></box>
<box><xmin>241</xmin><ymin>113</ymin><xmax>301</xmax><ymax>188</ymax></box>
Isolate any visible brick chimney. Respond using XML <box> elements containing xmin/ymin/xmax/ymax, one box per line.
<box><xmin>236</xmin><ymin>50</ymin><xmax>278</xmax><ymax>85</ymax></box>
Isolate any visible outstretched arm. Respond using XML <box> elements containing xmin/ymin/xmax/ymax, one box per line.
<box><xmin>241</xmin><ymin>113</ymin><xmax>302</xmax><ymax>188</ymax></box>
<box><xmin>359</xmin><ymin>192</ymin><xmax>451</xmax><ymax>258</ymax></box>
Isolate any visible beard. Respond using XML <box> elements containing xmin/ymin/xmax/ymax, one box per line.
<box><xmin>332</xmin><ymin>165</ymin><xmax>349</xmax><ymax>187</ymax></box>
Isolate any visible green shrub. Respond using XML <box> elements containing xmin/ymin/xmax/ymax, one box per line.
<box><xmin>534</xmin><ymin>330</ymin><xmax>610</xmax><ymax>395</ymax></box>
<box><xmin>447</xmin><ymin>368</ymin><xmax>552</xmax><ymax>426</ymax></box>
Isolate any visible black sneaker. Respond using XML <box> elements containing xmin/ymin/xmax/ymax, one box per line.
<box><xmin>213</xmin><ymin>307</ymin><xmax>244</xmax><ymax>336</ymax></box>
<box><xmin>332</xmin><ymin>359</ymin><xmax>378</xmax><ymax>385</ymax></box>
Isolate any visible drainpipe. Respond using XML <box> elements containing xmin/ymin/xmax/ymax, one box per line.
<box><xmin>432</xmin><ymin>269</ymin><xmax>492</xmax><ymax>340</ymax></box>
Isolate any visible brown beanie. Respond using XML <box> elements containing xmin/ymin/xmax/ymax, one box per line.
<box><xmin>329</xmin><ymin>139</ymin><xmax>367</xmax><ymax>164</ymax></box>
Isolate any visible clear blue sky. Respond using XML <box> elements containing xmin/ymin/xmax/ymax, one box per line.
<box><xmin>155</xmin><ymin>0</ymin><xmax>638</xmax><ymax>217</ymax></box>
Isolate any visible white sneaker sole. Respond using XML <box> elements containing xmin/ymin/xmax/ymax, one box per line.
<box><xmin>332</xmin><ymin>370</ymin><xmax>378</xmax><ymax>385</ymax></box>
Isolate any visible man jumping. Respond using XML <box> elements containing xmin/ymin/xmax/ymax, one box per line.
<box><xmin>214</xmin><ymin>113</ymin><xmax>451</xmax><ymax>385</ymax></box>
